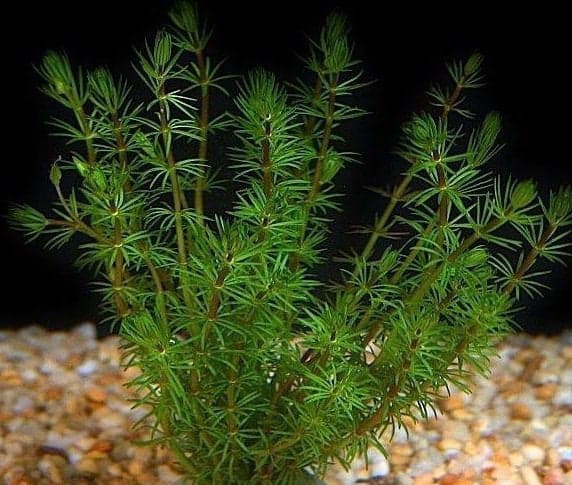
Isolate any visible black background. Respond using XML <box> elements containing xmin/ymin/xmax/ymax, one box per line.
<box><xmin>1</xmin><ymin>1</ymin><xmax>570</xmax><ymax>336</ymax></box>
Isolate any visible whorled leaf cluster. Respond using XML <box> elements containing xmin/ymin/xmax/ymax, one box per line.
<box><xmin>9</xmin><ymin>2</ymin><xmax>572</xmax><ymax>483</ymax></box>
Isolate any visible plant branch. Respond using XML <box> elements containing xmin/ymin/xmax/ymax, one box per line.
<box><xmin>194</xmin><ymin>49</ymin><xmax>210</xmax><ymax>225</ymax></box>
<box><xmin>503</xmin><ymin>223</ymin><xmax>557</xmax><ymax>295</ymax></box>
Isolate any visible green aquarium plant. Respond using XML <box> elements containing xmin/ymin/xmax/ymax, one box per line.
<box><xmin>9</xmin><ymin>2</ymin><xmax>572</xmax><ymax>483</ymax></box>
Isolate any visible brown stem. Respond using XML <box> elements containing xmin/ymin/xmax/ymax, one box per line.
<box><xmin>307</xmin><ymin>80</ymin><xmax>337</xmax><ymax>205</ymax></box>
<box><xmin>441</xmin><ymin>82</ymin><xmax>463</xmax><ymax>120</ymax></box>
<box><xmin>503</xmin><ymin>223</ymin><xmax>556</xmax><ymax>295</ymax></box>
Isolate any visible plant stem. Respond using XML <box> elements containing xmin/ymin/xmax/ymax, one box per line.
<box><xmin>194</xmin><ymin>49</ymin><xmax>210</xmax><ymax>226</ymax></box>
<box><xmin>290</xmin><ymin>74</ymin><xmax>339</xmax><ymax>271</ymax></box>
<box><xmin>112</xmin><ymin>214</ymin><xmax>128</xmax><ymax>316</ymax></box>
<box><xmin>63</xmin><ymin>82</ymin><xmax>96</xmax><ymax>166</ymax></box>
<box><xmin>226</xmin><ymin>341</ymin><xmax>244</xmax><ymax>462</ymax></box>
<box><xmin>262</xmin><ymin>117</ymin><xmax>273</xmax><ymax>197</ymax></box>
<box><xmin>363</xmin><ymin>212</ymin><xmax>510</xmax><ymax>346</ymax></box>
<box><xmin>406</xmin><ymin>213</ymin><xmax>508</xmax><ymax>305</ymax></box>
<box><xmin>359</xmin><ymin>173</ymin><xmax>413</xmax><ymax>265</ymax></box>
<box><xmin>52</xmin><ymin>187</ymin><xmax>108</xmax><ymax>243</ymax></box>
<box><xmin>304</xmin><ymin>76</ymin><xmax>323</xmax><ymax>142</ymax></box>
<box><xmin>356</xmin><ymin>76</ymin><xmax>465</xmax><ymax>279</ymax></box>
<box><xmin>390</xmin><ymin>220</ymin><xmax>435</xmax><ymax>285</ymax></box>
<box><xmin>307</xmin><ymin>76</ymin><xmax>338</xmax><ymax>205</ymax></box>
<box><xmin>436</xmin><ymin>162</ymin><xmax>448</xmax><ymax>245</ymax></box>
<box><xmin>157</xmin><ymin>84</ymin><xmax>196</xmax><ymax>319</ymax></box>
<box><xmin>203</xmin><ymin>265</ymin><xmax>231</xmax><ymax>342</ymax></box>
<box><xmin>503</xmin><ymin>223</ymin><xmax>556</xmax><ymax>295</ymax></box>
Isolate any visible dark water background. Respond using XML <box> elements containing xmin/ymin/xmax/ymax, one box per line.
<box><xmin>1</xmin><ymin>1</ymin><xmax>570</xmax><ymax>336</ymax></box>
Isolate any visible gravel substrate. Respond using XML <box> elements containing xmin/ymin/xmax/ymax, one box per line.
<box><xmin>1</xmin><ymin>323</ymin><xmax>571</xmax><ymax>484</ymax></box>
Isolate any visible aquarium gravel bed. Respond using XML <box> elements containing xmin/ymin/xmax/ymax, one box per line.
<box><xmin>0</xmin><ymin>323</ymin><xmax>571</xmax><ymax>484</ymax></box>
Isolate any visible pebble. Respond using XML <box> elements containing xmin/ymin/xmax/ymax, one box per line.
<box><xmin>553</xmin><ymin>389</ymin><xmax>572</xmax><ymax>408</ymax></box>
<box><xmin>77</xmin><ymin>359</ymin><xmax>99</xmax><ymax>377</ymax></box>
<box><xmin>536</xmin><ymin>383</ymin><xmax>558</xmax><ymax>400</ymax></box>
<box><xmin>510</xmin><ymin>402</ymin><xmax>532</xmax><ymax>420</ymax></box>
<box><xmin>11</xmin><ymin>395</ymin><xmax>35</xmax><ymax>415</ymax></box>
<box><xmin>1</xmin><ymin>323</ymin><xmax>572</xmax><ymax>484</ymax></box>
<box><xmin>522</xmin><ymin>444</ymin><xmax>546</xmax><ymax>463</ymax></box>
<box><xmin>85</xmin><ymin>386</ymin><xmax>108</xmax><ymax>403</ymax></box>
<box><xmin>521</xmin><ymin>465</ymin><xmax>542</xmax><ymax>485</ymax></box>
<box><xmin>76</xmin><ymin>457</ymin><xmax>99</xmax><ymax>475</ymax></box>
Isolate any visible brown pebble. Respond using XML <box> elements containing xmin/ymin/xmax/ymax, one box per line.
<box><xmin>439</xmin><ymin>394</ymin><xmax>464</xmax><ymax>412</ymax></box>
<box><xmin>89</xmin><ymin>439</ymin><xmax>113</xmax><ymax>453</ymax></box>
<box><xmin>414</xmin><ymin>472</ymin><xmax>434</xmax><ymax>485</ymax></box>
<box><xmin>521</xmin><ymin>354</ymin><xmax>544</xmax><ymax>381</ymax></box>
<box><xmin>561</xmin><ymin>460</ymin><xmax>572</xmax><ymax>472</ymax></box>
<box><xmin>502</xmin><ymin>380</ymin><xmax>525</xmax><ymax>396</ymax></box>
<box><xmin>546</xmin><ymin>449</ymin><xmax>561</xmax><ymax>467</ymax></box>
<box><xmin>440</xmin><ymin>473</ymin><xmax>473</xmax><ymax>485</ymax></box>
<box><xmin>44</xmin><ymin>387</ymin><xmax>63</xmax><ymax>400</ymax></box>
<box><xmin>391</xmin><ymin>442</ymin><xmax>414</xmax><ymax>457</ymax></box>
<box><xmin>560</xmin><ymin>346</ymin><xmax>572</xmax><ymax>360</ymax></box>
<box><xmin>85</xmin><ymin>450</ymin><xmax>108</xmax><ymax>459</ymax></box>
<box><xmin>438</xmin><ymin>439</ymin><xmax>462</xmax><ymax>452</ymax></box>
<box><xmin>1</xmin><ymin>369</ymin><xmax>23</xmax><ymax>386</ymax></box>
<box><xmin>542</xmin><ymin>469</ymin><xmax>565</xmax><ymax>485</ymax></box>
<box><xmin>0</xmin><ymin>411</ymin><xmax>12</xmax><ymax>421</ymax></box>
<box><xmin>463</xmin><ymin>442</ymin><xmax>482</xmax><ymax>457</ymax></box>
<box><xmin>76</xmin><ymin>457</ymin><xmax>99</xmax><ymax>475</ymax></box>
<box><xmin>510</xmin><ymin>402</ymin><xmax>532</xmax><ymax>420</ymax></box>
<box><xmin>440</xmin><ymin>473</ymin><xmax>461</xmax><ymax>485</ymax></box>
<box><xmin>38</xmin><ymin>455</ymin><xmax>64</xmax><ymax>483</ymax></box>
<box><xmin>107</xmin><ymin>463</ymin><xmax>123</xmax><ymax>477</ymax></box>
<box><xmin>128</xmin><ymin>460</ymin><xmax>144</xmax><ymax>476</ymax></box>
<box><xmin>64</xmin><ymin>354</ymin><xmax>83</xmax><ymax>369</ymax></box>
<box><xmin>85</xmin><ymin>387</ymin><xmax>107</xmax><ymax>403</ymax></box>
<box><xmin>450</xmin><ymin>408</ymin><xmax>473</xmax><ymax>421</ymax></box>
<box><xmin>535</xmin><ymin>383</ymin><xmax>558</xmax><ymax>401</ymax></box>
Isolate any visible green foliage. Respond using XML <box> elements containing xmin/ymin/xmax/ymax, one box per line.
<box><xmin>9</xmin><ymin>2</ymin><xmax>572</xmax><ymax>484</ymax></box>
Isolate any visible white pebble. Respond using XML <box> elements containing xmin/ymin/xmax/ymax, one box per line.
<box><xmin>409</xmin><ymin>446</ymin><xmax>443</xmax><ymax>475</ymax></box>
<box><xmin>76</xmin><ymin>359</ymin><xmax>99</xmax><ymax>377</ymax></box>
<box><xmin>393</xmin><ymin>472</ymin><xmax>414</xmax><ymax>485</ymax></box>
<box><xmin>522</xmin><ymin>444</ymin><xmax>546</xmax><ymax>463</ymax></box>
<box><xmin>21</xmin><ymin>368</ymin><xmax>38</xmax><ymax>383</ymax></box>
<box><xmin>553</xmin><ymin>389</ymin><xmax>572</xmax><ymax>408</ymax></box>
<box><xmin>39</xmin><ymin>359</ymin><xmax>60</xmax><ymax>375</ymax></box>
<box><xmin>370</xmin><ymin>457</ymin><xmax>390</xmax><ymax>477</ymax></box>
<box><xmin>12</xmin><ymin>395</ymin><xmax>35</xmax><ymax>414</ymax></box>
<box><xmin>559</xmin><ymin>446</ymin><xmax>572</xmax><ymax>461</ymax></box>
<box><xmin>157</xmin><ymin>464</ymin><xmax>184</xmax><ymax>484</ymax></box>
<box><xmin>73</xmin><ymin>322</ymin><xmax>97</xmax><ymax>340</ymax></box>
<box><xmin>560</xmin><ymin>370</ymin><xmax>572</xmax><ymax>386</ymax></box>
<box><xmin>335</xmin><ymin>466</ymin><xmax>355</xmax><ymax>485</ymax></box>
